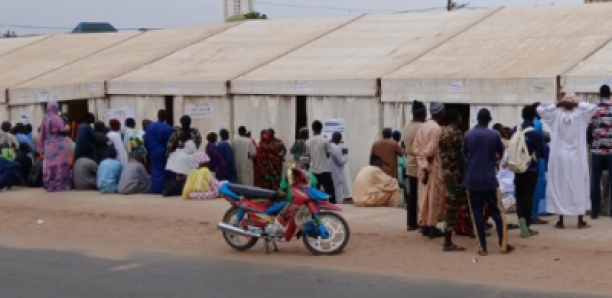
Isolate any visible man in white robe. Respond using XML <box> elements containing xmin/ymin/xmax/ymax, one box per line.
<box><xmin>232</xmin><ymin>126</ymin><xmax>257</xmax><ymax>186</ymax></box>
<box><xmin>537</xmin><ymin>93</ymin><xmax>597</xmax><ymax>229</ymax></box>
<box><xmin>329</xmin><ymin>132</ymin><xmax>349</xmax><ymax>203</ymax></box>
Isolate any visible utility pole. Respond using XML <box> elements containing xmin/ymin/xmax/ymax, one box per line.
<box><xmin>447</xmin><ymin>0</ymin><xmax>453</xmax><ymax>11</ymax></box>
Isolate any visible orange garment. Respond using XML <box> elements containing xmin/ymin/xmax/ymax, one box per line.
<box><xmin>412</xmin><ymin>119</ymin><xmax>446</xmax><ymax>226</ymax></box>
<box><xmin>352</xmin><ymin>165</ymin><xmax>400</xmax><ymax>207</ymax></box>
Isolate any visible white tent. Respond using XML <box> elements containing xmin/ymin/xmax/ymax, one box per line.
<box><xmin>8</xmin><ymin>24</ymin><xmax>235</xmax><ymax>124</ymax></box>
<box><xmin>232</xmin><ymin>10</ymin><xmax>494</xmax><ymax>188</ymax></box>
<box><xmin>0</xmin><ymin>32</ymin><xmax>140</xmax><ymax>126</ymax></box>
<box><xmin>563</xmin><ymin>37</ymin><xmax>612</xmax><ymax>102</ymax></box>
<box><xmin>0</xmin><ymin>36</ymin><xmax>47</xmax><ymax>58</ymax></box>
<box><xmin>108</xmin><ymin>16</ymin><xmax>358</xmax><ymax>144</ymax></box>
<box><xmin>383</xmin><ymin>4</ymin><xmax>612</xmax><ymax>127</ymax></box>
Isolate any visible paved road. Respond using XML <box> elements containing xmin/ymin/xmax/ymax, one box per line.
<box><xmin>0</xmin><ymin>246</ymin><xmax>604</xmax><ymax>298</ymax></box>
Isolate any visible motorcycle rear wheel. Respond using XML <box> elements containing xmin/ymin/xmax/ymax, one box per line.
<box><xmin>302</xmin><ymin>211</ymin><xmax>350</xmax><ymax>256</ymax></box>
<box><xmin>222</xmin><ymin>207</ymin><xmax>259</xmax><ymax>251</ymax></box>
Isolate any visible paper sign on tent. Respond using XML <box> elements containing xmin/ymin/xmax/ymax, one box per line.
<box><xmin>185</xmin><ymin>102</ymin><xmax>213</xmax><ymax>119</ymax></box>
<box><xmin>323</xmin><ymin>118</ymin><xmax>346</xmax><ymax>141</ymax></box>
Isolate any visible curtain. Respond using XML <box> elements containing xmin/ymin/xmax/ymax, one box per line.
<box><xmin>233</xmin><ymin>95</ymin><xmax>296</xmax><ymax>157</ymax></box>
<box><xmin>307</xmin><ymin>96</ymin><xmax>381</xmax><ymax>191</ymax></box>
<box><xmin>0</xmin><ymin>104</ymin><xmax>8</xmax><ymax>122</ymax></box>
<box><xmin>183</xmin><ymin>96</ymin><xmax>232</xmax><ymax>136</ymax></box>
<box><xmin>87</xmin><ymin>98</ymin><xmax>109</xmax><ymax>121</ymax></box>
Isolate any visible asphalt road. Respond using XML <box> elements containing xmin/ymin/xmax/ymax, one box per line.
<box><xmin>0</xmin><ymin>245</ymin><xmax>604</xmax><ymax>298</ymax></box>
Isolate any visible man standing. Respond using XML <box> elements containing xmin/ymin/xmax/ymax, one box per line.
<box><xmin>74</xmin><ymin>113</ymin><xmax>97</xmax><ymax>162</ymax></box>
<box><xmin>401</xmin><ymin>101</ymin><xmax>427</xmax><ymax>231</ymax></box>
<box><xmin>330</xmin><ymin>132</ymin><xmax>349</xmax><ymax>204</ymax></box>
<box><xmin>218</xmin><ymin>129</ymin><xmax>237</xmax><ymax>183</ymax></box>
<box><xmin>305</xmin><ymin>120</ymin><xmax>336</xmax><ymax>204</ymax></box>
<box><xmin>463</xmin><ymin>108</ymin><xmax>514</xmax><ymax>256</ymax></box>
<box><xmin>438</xmin><ymin>110</ymin><xmax>466</xmax><ymax>252</ymax></box>
<box><xmin>144</xmin><ymin>110</ymin><xmax>174</xmax><ymax>194</ymax></box>
<box><xmin>232</xmin><ymin>126</ymin><xmax>257</xmax><ymax>186</ymax></box>
<box><xmin>413</xmin><ymin>102</ymin><xmax>446</xmax><ymax>238</ymax></box>
<box><xmin>513</xmin><ymin>106</ymin><xmax>546</xmax><ymax>237</ymax></box>
<box><xmin>371</xmin><ymin>128</ymin><xmax>404</xmax><ymax>180</ymax></box>
<box><xmin>589</xmin><ymin>85</ymin><xmax>612</xmax><ymax>219</ymax></box>
<box><xmin>538</xmin><ymin>94</ymin><xmax>597</xmax><ymax>229</ymax></box>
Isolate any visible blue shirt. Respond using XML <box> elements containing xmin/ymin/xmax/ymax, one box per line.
<box><xmin>512</xmin><ymin>121</ymin><xmax>546</xmax><ymax>172</ymax></box>
<box><xmin>15</xmin><ymin>133</ymin><xmax>35</xmax><ymax>152</ymax></box>
<box><xmin>97</xmin><ymin>158</ymin><xmax>122</xmax><ymax>193</ymax></box>
<box><xmin>463</xmin><ymin>125</ymin><xmax>505</xmax><ymax>190</ymax></box>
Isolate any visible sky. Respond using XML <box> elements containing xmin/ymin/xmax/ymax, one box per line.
<box><xmin>1</xmin><ymin>0</ymin><xmax>582</xmax><ymax>35</ymax></box>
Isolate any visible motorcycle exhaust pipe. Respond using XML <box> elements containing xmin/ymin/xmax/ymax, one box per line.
<box><xmin>217</xmin><ymin>222</ymin><xmax>262</xmax><ymax>238</ymax></box>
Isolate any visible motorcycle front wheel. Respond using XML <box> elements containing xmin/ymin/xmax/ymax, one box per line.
<box><xmin>302</xmin><ymin>211</ymin><xmax>351</xmax><ymax>256</ymax></box>
<box><xmin>221</xmin><ymin>207</ymin><xmax>259</xmax><ymax>251</ymax></box>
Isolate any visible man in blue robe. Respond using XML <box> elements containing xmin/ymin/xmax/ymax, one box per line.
<box><xmin>144</xmin><ymin>110</ymin><xmax>174</xmax><ymax>194</ymax></box>
<box><xmin>217</xmin><ymin>129</ymin><xmax>237</xmax><ymax>183</ymax></box>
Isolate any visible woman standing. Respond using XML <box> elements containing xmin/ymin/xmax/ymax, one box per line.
<box><xmin>167</xmin><ymin>115</ymin><xmax>202</xmax><ymax>156</ymax></box>
<box><xmin>205</xmin><ymin>132</ymin><xmax>229</xmax><ymax>181</ymax></box>
<box><xmin>37</xmin><ymin>100</ymin><xmax>72</xmax><ymax>192</ymax></box>
<box><xmin>255</xmin><ymin>129</ymin><xmax>282</xmax><ymax>190</ymax></box>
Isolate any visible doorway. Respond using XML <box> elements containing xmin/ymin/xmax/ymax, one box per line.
<box><xmin>445</xmin><ymin>103</ymin><xmax>470</xmax><ymax>134</ymax></box>
<box><xmin>295</xmin><ymin>96</ymin><xmax>307</xmax><ymax>139</ymax></box>
<box><xmin>165</xmin><ymin>96</ymin><xmax>175</xmax><ymax>126</ymax></box>
<box><xmin>59</xmin><ymin>99</ymin><xmax>89</xmax><ymax>140</ymax></box>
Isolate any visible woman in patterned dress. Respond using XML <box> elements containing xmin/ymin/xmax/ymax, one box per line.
<box><xmin>37</xmin><ymin>100</ymin><xmax>72</xmax><ymax>192</ymax></box>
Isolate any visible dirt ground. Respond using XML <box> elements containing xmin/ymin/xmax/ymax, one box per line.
<box><xmin>1</xmin><ymin>189</ymin><xmax>611</xmax><ymax>295</ymax></box>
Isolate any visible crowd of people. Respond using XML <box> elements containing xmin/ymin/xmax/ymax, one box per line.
<box><xmin>0</xmin><ymin>85</ymin><xmax>610</xmax><ymax>255</ymax></box>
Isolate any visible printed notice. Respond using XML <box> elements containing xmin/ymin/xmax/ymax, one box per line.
<box><xmin>322</xmin><ymin>118</ymin><xmax>346</xmax><ymax>141</ymax></box>
<box><xmin>185</xmin><ymin>102</ymin><xmax>213</xmax><ymax>119</ymax></box>
<box><xmin>296</xmin><ymin>82</ymin><xmax>308</xmax><ymax>92</ymax></box>
<box><xmin>450</xmin><ymin>81</ymin><xmax>463</xmax><ymax>93</ymax></box>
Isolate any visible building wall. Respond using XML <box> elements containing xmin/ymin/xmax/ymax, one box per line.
<box><xmin>224</xmin><ymin>0</ymin><xmax>254</xmax><ymax>19</ymax></box>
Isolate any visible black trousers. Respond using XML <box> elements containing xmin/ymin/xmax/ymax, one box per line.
<box><xmin>468</xmin><ymin>189</ymin><xmax>508</xmax><ymax>253</ymax></box>
<box><xmin>406</xmin><ymin>176</ymin><xmax>419</xmax><ymax>228</ymax></box>
<box><xmin>314</xmin><ymin>172</ymin><xmax>336</xmax><ymax>204</ymax></box>
<box><xmin>514</xmin><ymin>171</ymin><xmax>538</xmax><ymax>227</ymax></box>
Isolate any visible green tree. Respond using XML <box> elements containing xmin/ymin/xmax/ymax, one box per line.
<box><xmin>226</xmin><ymin>11</ymin><xmax>268</xmax><ymax>22</ymax></box>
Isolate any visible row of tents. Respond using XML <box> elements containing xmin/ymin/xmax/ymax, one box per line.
<box><xmin>2</xmin><ymin>3</ymin><xmax>612</xmax><ymax>186</ymax></box>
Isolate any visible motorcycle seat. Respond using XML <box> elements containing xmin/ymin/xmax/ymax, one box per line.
<box><xmin>227</xmin><ymin>184</ymin><xmax>279</xmax><ymax>200</ymax></box>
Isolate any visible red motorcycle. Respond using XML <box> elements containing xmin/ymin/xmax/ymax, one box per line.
<box><xmin>216</xmin><ymin>170</ymin><xmax>350</xmax><ymax>255</ymax></box>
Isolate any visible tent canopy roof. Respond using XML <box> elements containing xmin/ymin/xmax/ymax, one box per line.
<box><xmin>0</xmin><ymin>36</ymin><xmax>47</xmax><ymax>58</ymax></box>
<box><xmin>232</xmin><ymin>10</ymin><xmax>494</xmax><ymax>97</ymax></box>
<box><xmin>382</xmin><ymin>4</ymin><xmax>612</xmax><ymax>104</ymax></box>
<box><xmin>563</xmin><ymin>38</ymin><xmax>612</xmax><ymax>93</ymax></box>
<box><xmin>9</xmin><ymin>24</ymin><xmax>235</xmax><ymax>104</ymax></box>
<box><xmin>0</xmin><ymin>32</ymin><xmax>139</xmax><ymax>105</ymax></box>
<box><xmin>108</xmin><ymin>16</ymin><xmax>357</xmax><ymax>97</ymax></box>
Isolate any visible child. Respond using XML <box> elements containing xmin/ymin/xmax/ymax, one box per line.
<box><xmin>182</xmin><ymin>152</ymin><xmax>223</xmax><ymax>200</ymax></box>
<box><xmin>97</xmin><ymin>148</ymin><xmax>122</xmax><ymax>193</ymax></box>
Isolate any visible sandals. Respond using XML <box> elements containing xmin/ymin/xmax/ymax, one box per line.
<box><xmin>444</xmin><ymin>244</ymin><xmax>466</xmax><ymax>252</ymax></box>
<box><xmin>477</xmin><ymin>249</ymin><xmax>488</xmax><ymax>256</ymax></box>
<box><xmin>554</xmin><ymin>222</ymin><xmax>565</xmax><ymax>229</ymax></box>
<box><xmin>532</xmin><ymin>218</ymin><xmax>549</xmax><ymax>225</ymax></box>
<box><xmin>502</xmin><ymin>245</ymin><xmax>516</xmax><ymax>254</ymax></box>
<box><xmin>578</xmin><ymin>222</ymin><xmax>592</xmax><ymax>230</ymax></box>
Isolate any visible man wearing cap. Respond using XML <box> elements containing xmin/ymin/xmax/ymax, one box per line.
<box><xmin>413</xmin><ymin>101</ymin><xmax>446</xmax><ymax>238</ymax></box>
<box><xmin>538</xmin><ymin>93</ymin><xmax>597</xmax><ymax>229</ymax></box>
<box><xmin>401</xmin><ymin>100</ymin><xmax>427</xmax><ymax>231</ymax></box>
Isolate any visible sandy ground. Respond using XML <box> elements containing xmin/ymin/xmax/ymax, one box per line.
<box><xmin>1</xmin><ymin>189</ymin><xmax>611</xmax><ymax>295</ymax></box>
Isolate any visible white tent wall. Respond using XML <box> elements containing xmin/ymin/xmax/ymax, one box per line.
<box><xmin>8</xmin><ymin>103</ymin><xmax>45</xmax><ymax>129</ymax></box>
<box><xmin>0</xmin><ymin>104</ymin><xmax>8</xmax><ymax>122</ymax></box>
<box><xmin>87</xmin><ymin>98</ymin><xmax>109</xmax><ymax>122</ymax></box>
<box><xmin>182</xmin><ymin>96</ymin><xmax>233</xmax><ymax>137</ymax></box>
<box><xmin>233</xmin><ymin>95</ymin><xmax>296</xmax><ymax>158</ymax></box>
<box><xmin>307</xmin><ymin>96</ymin><xmax>380</xmax><ymax>190</ymax></box>
<box><xmin>108</xmin><ymin>95</ymin><xmax>165</xmax><ymax>126</ymax></box>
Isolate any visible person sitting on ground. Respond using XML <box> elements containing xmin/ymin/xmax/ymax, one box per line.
<box><xmin>118</xmin><ymin>151</ymin><xmax>151</xmax><ymax>195</ymax></box>
<box><xmin>72</xmin><ymin>157</ymin><xmax>98</xmax><ymax>190</ymax></box>
<box><xmin>352</xmin><ymin>154</ymin><xmax>401</xmax><ymax>207</ymax></box>
<box><xmin>182</xmin><ymin>152</ymin><xmax>224</xmax><ymax>200</ymax></box>
<box><xmin>26</xmin><ymin>151</ymin><xmax>43</xmax><ymax>187</ymax></box>
<box><xmin>97</xmin><ymin>148</ymin><xmax>122</xmax><ymax>194</ymax></box>
<box><xmin>0</xmin><ymin>156</ymin><xmax>21</xmax><ymax>190</ymax></box>
<box><xmin>165</xmin><ymin>131</ymin><xmax>199</xmax><ymax>197</ymax></box>
<box><xmin>0</xmin><ymin>121</ymin><xmax>19</xmax><ymax>160</ymax></box>
<box><xmin>14</xmin><ymin>143</ymin><xmax>32</xmax><ymax>182</ymax></box>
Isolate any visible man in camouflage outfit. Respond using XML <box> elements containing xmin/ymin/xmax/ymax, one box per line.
<box><xmin>438</xmin><ymin>110</ymin><xmax>467</xmax><ymax>252</ymax></box>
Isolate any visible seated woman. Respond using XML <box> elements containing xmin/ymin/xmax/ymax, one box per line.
<box><xmin>352</xmin><ymin>154</ymin><xmax>400</xmax><ymax>207</ymax></box>
<box><xmin>73</xmin><ymin>157</ymin><xmax>98</xmax><ymax>190</ymax></box>
<box><xmin>97</xmin><ymin>148</ymin><xmax>122</xmax><ymax>194</ymax></box>
<box><xmin>165</xmin><ymin>132</ymin><xmax>199</xmax><ymax>197</ymax></box>
<box><xmin>182</xmin><ymin>152</ymin><xmax>224</xmax><ymax>200</ymax></box>
<box><xmin>118</xmin><ymin>151</ymin><xmax>151</xmax><ymax>195</ymax></box>
<box><xmin>0</xmin><ymin>156</ymin><xmax>21</xmax><ymax>190</ymax></box>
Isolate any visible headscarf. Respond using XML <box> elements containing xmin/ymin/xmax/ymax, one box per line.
<box><xmin>392</xmin><ymin>130</ymin><xmax>401</xmax><ymax>143</ymax></box>
<box><xmin>430</xmin><ymin>102</ymin><xmax>445</xmax><ymax>115</ymax></box>
<box><xmin>563</xmin><ymin>93</ymin><xmax>580</xmax><ymax>104</ymax></box>
<box><xmin>197</xmin><ymin>152</ymin><xmax>210</xmax><ymax>164</ymax></box>
<box><xmin>46</xmin><ymin>100</ymin><xmax>59</xmax><ymax>115</ymax></box>
<box><xmin>180</xmin><ymin>115</ymin><xmax>192</xmax><ymax>132</ymax></box>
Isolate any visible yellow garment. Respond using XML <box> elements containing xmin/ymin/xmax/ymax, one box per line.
<box><xmin>352</xmin><ymin>166</ymin><xmax>400</xmax><ymax>207</ymax></box>
<box><xmin>182</xmin><ymin>167</ymin><xmax>214</xmax><ymax>200</ymax></box>
<box><xmin>413</xmin><ymin>119</ymin><xmax>446</xmax><ymax>226</ymax></box>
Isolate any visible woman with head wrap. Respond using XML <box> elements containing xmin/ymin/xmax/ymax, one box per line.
<box><xmin>107</xmin><ymin>119</ymin><xmax>129</xmax><ymax>166</ymax></box>
<box><xmin>37</xmin><ymin>100</ymin><xmax>72</xmax><ymax>191</ymax></box>
<box><xmin>182</xmin><ymin>152</ymin><xmax>225</xmax><ymax>200</ymax></box>
<box><xmin>205</xmin><ymin>132</ymin><xmax>229</xmax><ymax>181</ymax></box>
<box><xmin>254</xmin><ymin>129</ymin><xmax>282</xmax><ymax>190</ymax></box>
<box><xmin>166</xmin><ymin>115</ymin><xmax>202</xmax><ymax>156</ymax></box>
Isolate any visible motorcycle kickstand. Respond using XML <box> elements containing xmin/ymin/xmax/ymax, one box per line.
<box><xmin>264</xmin><ymin>238</ymin><xmax>279</xmax><ymax>254</ymax></box>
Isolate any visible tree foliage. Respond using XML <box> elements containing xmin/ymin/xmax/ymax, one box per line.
<box><xmin>226</xmin><ymin>11</ymin><xmax>268</xmax><ymax>22</ymax></box>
